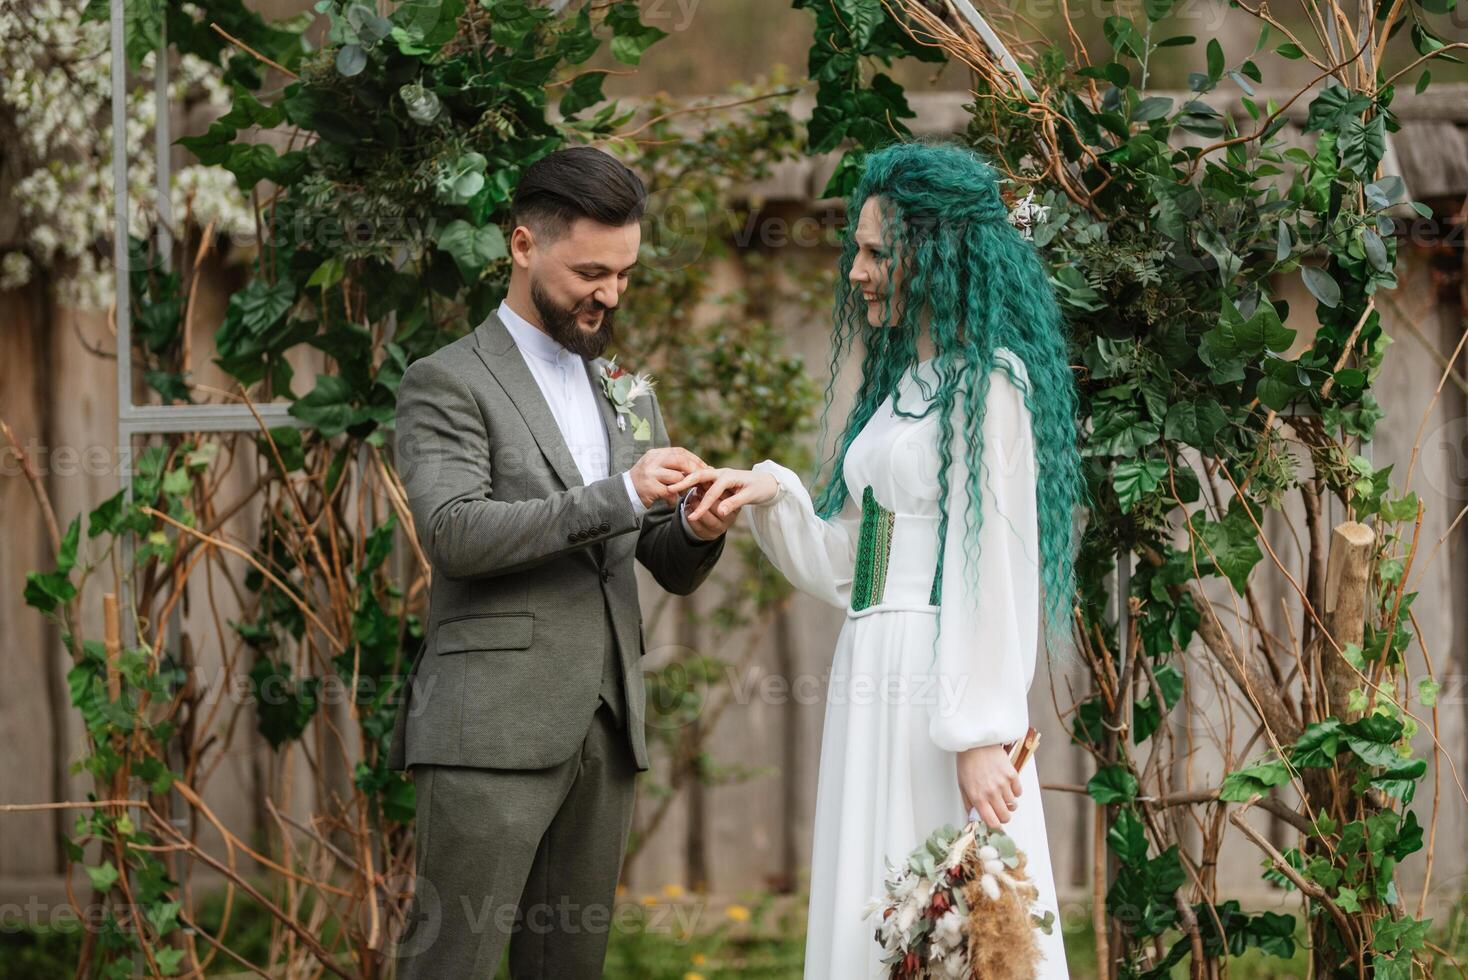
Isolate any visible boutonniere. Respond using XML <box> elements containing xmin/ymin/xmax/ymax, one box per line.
<box><xmin>597</xmin><ymin>357</ymin><xmax>655</xmax><ymax>442</ymax></box>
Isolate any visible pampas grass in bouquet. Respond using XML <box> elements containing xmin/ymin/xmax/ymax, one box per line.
<box><xmin>862</xmin><ymin>730</ymin><xmax>1056</xmax><ymax>980</ymax></box>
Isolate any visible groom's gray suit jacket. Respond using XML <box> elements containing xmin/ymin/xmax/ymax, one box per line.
<box><xmin>387</xmin><ymin>311</ymin><xmax>723</xmax><ymax>774</ymax></box>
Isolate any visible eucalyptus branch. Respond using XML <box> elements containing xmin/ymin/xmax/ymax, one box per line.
<box><xmin>1187</xmin><ymin>30</ymin><xmax>1374</xmax><ymax>175</ymax></box>
<box><xmin>1383</xmin><ymin>42</ymin><xmax>1468</xmax><ymax>88</ymax></box>
<box><xmin>603</xmin><ymin>87</ymin><xmax>801</xmax><ymax>143</ymax></box>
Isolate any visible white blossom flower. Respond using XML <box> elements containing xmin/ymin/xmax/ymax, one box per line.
<box><xmin>1</xmin><ymin>252</ymin><xmax>35</xmax><ymax>290</ymax></box>
<box><xmin>0</xmin><ymin>2</ymin><xmax>246</xmax><ymax>305</ymax></box>
<box><xmin>932</xmin><ymin>907</ymin><xmax>964</xmax><ymax>948</ymax></box>
<box><xmin>1007</xmin><ymin>189</ymin><xmax>1049</xmax><ymax>240</ymax></box>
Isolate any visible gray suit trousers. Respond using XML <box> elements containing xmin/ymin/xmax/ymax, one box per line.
<box><xmin>393</xmin><ymin>696</ymin><xmax>637</xmax><ymax>979</ymax></box>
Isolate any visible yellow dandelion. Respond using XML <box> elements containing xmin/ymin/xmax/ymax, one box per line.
<box><xmin>663</xmin><ymin>883</ymin><xmax>685</xmax><ymax>899</ymax></box>
<box><xmin>725</xmin><ymin>904</ymin><xmax>751</xmax><ymax>923</ymax></box>
<box><xmin>691</xmin><ymin>952</ymin><xmax>708</xmax><ymax>965</ymax></box>
<box><xmin>684</xmin><ymin>973</ymin><xmax>705</xmax><ymax>980</ymax></box>
<box><xmin>640</xmin><ymin>894</ymin><xmax>658</xmax><ymax>906</ymax></box>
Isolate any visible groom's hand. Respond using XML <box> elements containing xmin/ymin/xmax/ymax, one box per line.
<box><xmin>630</xmin><ymin>447</ymin><xmax>706</xmax><ymax>508</ymax></box>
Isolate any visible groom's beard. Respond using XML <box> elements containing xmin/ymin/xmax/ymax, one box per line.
<box><xmin>531</xmin><ymin>279</ymin><xmax>616</xmax><ymax>359</ymax></box>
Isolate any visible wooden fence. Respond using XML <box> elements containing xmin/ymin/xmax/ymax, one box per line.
<box><xmin>3</xmin><ymin>89</ymin><xmax>1466</xmax><ymax>926</ymax></box>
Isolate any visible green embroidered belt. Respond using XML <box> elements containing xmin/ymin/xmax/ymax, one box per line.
<box><xmin>849</xmin><ymin>486</ymin><xmax>943</xmax><ymax>612</ymax></box>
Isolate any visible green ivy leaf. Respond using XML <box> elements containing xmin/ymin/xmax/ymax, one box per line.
<box><xmin>1204</xmin><ymin>297</ymin><xmax>1296</xmax><ymax>358</ymax></box>
<box><xmin>249</xmin><ymin>656</ymin><xmax>320</xmax><ymax>748</ymax></box>
<box><xmin>1342</xmin><ymin>713</ymin><xmax>1404</xmax><ymax>766</ymax></box>
<box><xmin>558</xmin><ymin>72</ymin><xmax>606</xmax><ymax>118</ymax></box>
<box><xmin>1114</xmin><ymin>459</ymin><xmax>1169</xmax><ymax>512</ymax></box>
<box><xmin>1340</xmin><ymin>113</ymin><xmax>1386</xmax><ymax>178</ymax></box>
<box><xmin>1372</xmin><ymin>757</ymin><xmax>1427</xmax><ymax>801</ymax></box>
<box><xmin>1187</xmin><ymin>495</ymin><xmax>1264</xmax><ymax>595</ymax></box>
<box><xmin>1219</xmin><ymin>756</ymin><xmax>1292</xmax><ymax>801</ymax></box>
<box><xmin>308</xmin><ymin>256</ymin><xmax>347</xmax><ymax>289</ymax></box>
<box><xmin>1088</xmin><ymin>765</ymin><xmax>1139</xmax><ymax>804</ymax></box>
<box><xmin>121</xmin><ymin>0</ymin><xmax>165</xmax><ymax>70</ymax></box>
<box><xmin>290</xmin><ymin>374</ymin><xmax>355</xmax><ymax>438</ymax></box>
<box><xmin>840</xmin><ymin>0</ymin><xmax>885</xmax><ymax>46</ymax></box>
<box><xmin>24</xmin><ymin>517</ymin><xmax>81</xmax><ymax>613</ymax></box>
<box><xmin>1304</xmin><ymin>83</ymin><xmax>1374</xmax><ymax>133</ymax></box>
<box><xmin>436</xmin><ymin>219</ymin><xmax>507</xmax><ymax>282</ymax></box>
<box><xmin>1290</xmin><ymin>719</ymin><xmax>1342</xmax><ymax>767</ymax></box>
<box><xmin>87</xmin><ymin>860</ymin><xmax>120</xmax><ymax>892</ymax></box>
<box><xmin>146</xmin><ymin>899</ymin><xmax>182</xmax><ymax>935</ymax></box>
<box><xmin>1108</xmin><ymin>809</ymin><xmax>1149</xmax><ymax>864</ymax></box>
<box><xmin>154</xmin><ymin>946</ymin><xmax>186</xmax><ymax>976</ymax></box>
<box><xmin>606</xmin><ymin>1</ymin><xmax>668</xmax><ymax>65</ymax></box>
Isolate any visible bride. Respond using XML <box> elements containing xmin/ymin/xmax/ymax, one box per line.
<box><xmin>673</xmin><ymin>141</ymin><xmax>1083</xmax><ymax>978</ymax></box>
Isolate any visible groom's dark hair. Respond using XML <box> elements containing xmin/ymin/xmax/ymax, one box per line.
<box><xmin>511</xmin><ymin>146</ymin><xmax>647</xmax><ymax>242</ymax></box>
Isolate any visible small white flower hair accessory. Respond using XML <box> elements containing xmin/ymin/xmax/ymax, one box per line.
<box><xmin>1007</xmin><ymin>189</ymin><xmax>1050</xmax><ymax>240</ymax></box>
<box><xmin>597</xmin><ymin>357</ymin><xmax>655</xmax><ymax>442</ymax></box>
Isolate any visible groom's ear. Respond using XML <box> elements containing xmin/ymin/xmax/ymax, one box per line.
<box><xmin>509</xmin><ymin>226</ymin><xmax>535</xmax><ymax>269</ymax></box>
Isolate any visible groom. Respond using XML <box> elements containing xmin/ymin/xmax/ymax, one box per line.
<box><xmin>389</xmin><ymin>147</ymin><xmax>736</xmax><ymax>977</ymax></box>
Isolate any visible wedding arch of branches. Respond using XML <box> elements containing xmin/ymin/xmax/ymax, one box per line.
<box><xmin>792</xmin><ymin>0</ymin><xmax>1465</xmax><ymax>974</ymax></box>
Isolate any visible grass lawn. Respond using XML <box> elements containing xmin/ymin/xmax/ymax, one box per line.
<box><xmin>5</xmin><ymin>887</ymin><xmax>1465</xmax><ymax>978</ymax></box>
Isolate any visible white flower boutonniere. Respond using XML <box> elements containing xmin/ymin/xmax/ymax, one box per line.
<box><xmin>597</xmin><ymin>357</ymin><xmax>655</xmax><ymax>442</ymax></box>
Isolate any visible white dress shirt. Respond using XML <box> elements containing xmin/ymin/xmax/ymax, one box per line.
<box><xmin>498</xmin><ymin>300</ymin><xmax>701</xmax><ymax>539</ymax></box>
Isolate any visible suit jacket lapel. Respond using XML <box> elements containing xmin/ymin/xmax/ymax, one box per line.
<box><xmin>585</xmin><ymin>357</ymin><xmax>630</xmax><ymax>568</ymax></box>
<box><xmin>473</xmin><ymin>310</ymin><xmax>585</xmax><ymax>492</ymax></box>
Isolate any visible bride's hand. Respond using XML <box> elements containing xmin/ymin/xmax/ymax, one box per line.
<box><xmin>671</xmin><ymin>467</ymin><xmax>780</xmax><ymax>521</ymax></box>
<box><xmin>957</xmin><ymin>744</ymin><xmax>1021</xmax><ymax>829</ymax></box>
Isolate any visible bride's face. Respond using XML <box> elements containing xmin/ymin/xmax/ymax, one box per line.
<box><xmin>848</xmin><ymin>197</ymin><xmax>905</xmax><ymax>328</ymax></box>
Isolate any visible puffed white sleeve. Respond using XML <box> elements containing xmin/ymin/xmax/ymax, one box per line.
<box><xmin>929</xmin><ymin>368</ymin><xmax>1041</xmax><ymax>753</ymax></box>
<box><xmin>742</xmin><ymin>460</ymin><xmax>860</xmax><ymax>610</ymax></box>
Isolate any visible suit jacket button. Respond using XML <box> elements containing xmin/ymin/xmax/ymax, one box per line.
<box><xmin>601</xmin><ymin>568</ymin><xmax>611</xmax><ymax>582</ymax></box>
<box><xmin>599</xmin><ymin>521</ymin><xmax>610</xmax><ymax>533</ymax></box>
<box><xmin>568</xmin><ymin>532</ymin><xmax>578</xmax><ymax>543</ymax></box>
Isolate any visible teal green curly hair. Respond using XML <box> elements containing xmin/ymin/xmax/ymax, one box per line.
<box><xmin>811</xmin><ymin>140</ymin><xmax>1087</xmax><ymax>660</ymax></box>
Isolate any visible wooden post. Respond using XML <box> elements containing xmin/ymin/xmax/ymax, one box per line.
<box><xmin>1317</xmin><ymin>522</ymin><xmax>1375</xmax><ymax>722</ymax></box>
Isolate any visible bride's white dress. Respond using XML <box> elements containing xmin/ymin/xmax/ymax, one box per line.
<box><xmin>746</xmin><ymin>349</ymin><xmax>1068</xmax><ymax>979</ymax></box>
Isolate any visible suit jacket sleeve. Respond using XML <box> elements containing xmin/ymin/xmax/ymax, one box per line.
<box><xmin>396</xmin><ymin>356</ymin><xmax>639</xmax><ymax>580</ymax></box>
<box><xmin>635</xmin><ymin>394</ymin><xmax>725</xmax><ymax>595</ymax></box>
